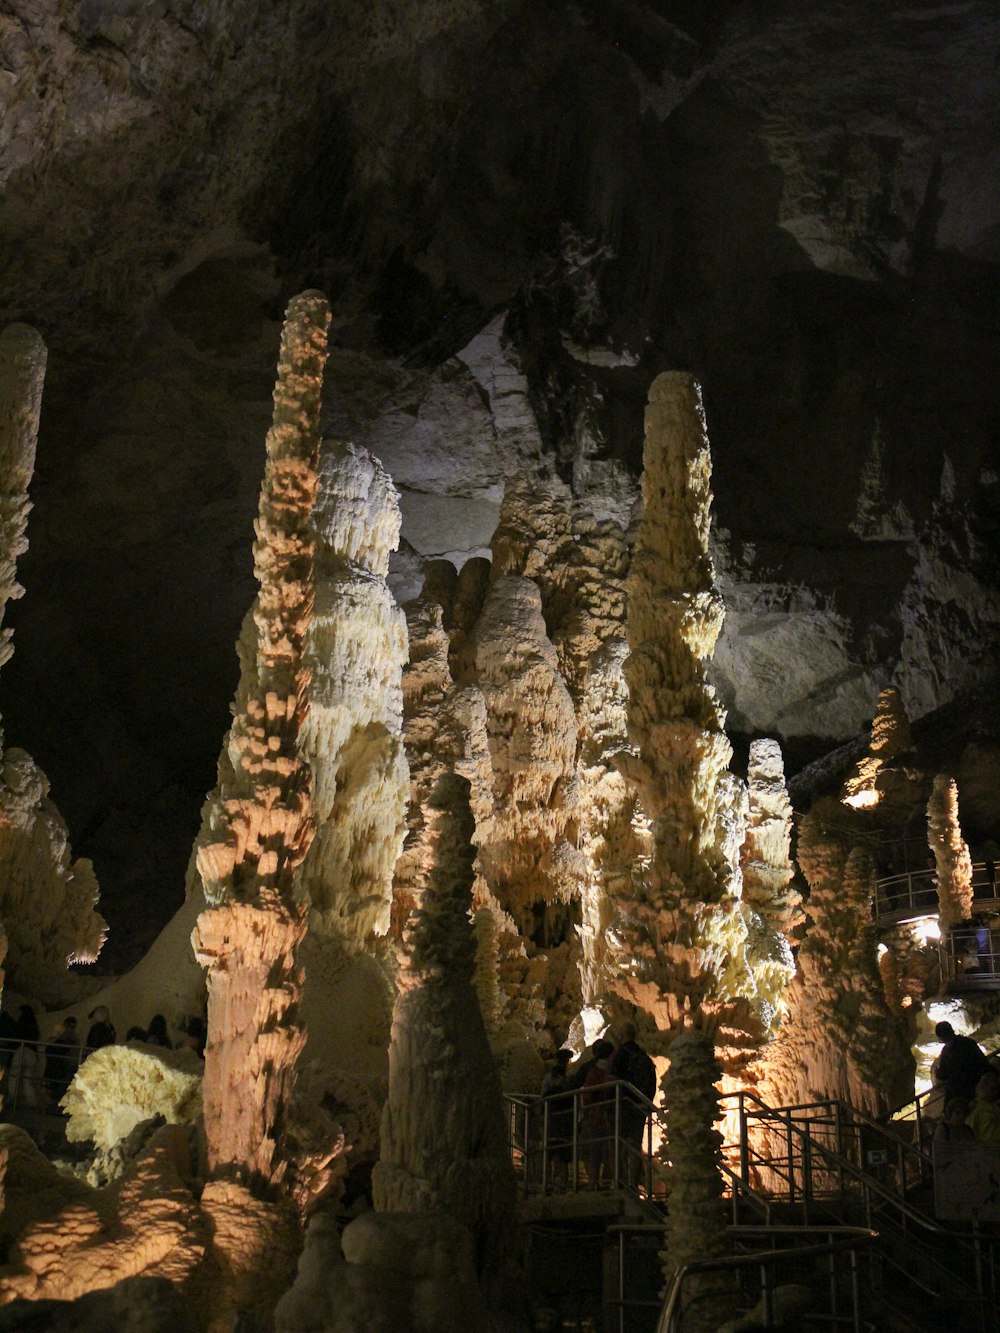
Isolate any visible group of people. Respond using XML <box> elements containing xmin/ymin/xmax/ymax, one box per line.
<box><xmin>0</xmin><ymin>1004</ymin><xmax>207</xmax><ymax>1113</ymax></box>
<box><xmin>536</xmin><ymin>1021</ymin><xmax>657</xmax><ymax>1190</ymax></box>
<box><xmin>932</xmin><ymin>1021</ymin><xmax>1000</xmax><ymax>1147</ymax></box>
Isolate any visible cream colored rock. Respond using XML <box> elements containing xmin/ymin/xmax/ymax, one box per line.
<box><xmin>763</xmin><ymin>799</ymin><xmax>913</xmax><ymax>1115</ymax></box>
<box><xmin>0</xmin><ymin>323</ymin><xmax>45</xmax><ymax>684</ymax></box>
<box><xmin>842</xmin><ymin>686</ymin><xmax>914</xmax><ymax>810</ymax></box>
<box><xmin>194</xmin><ymin>291</ymin><xmax>329</xmax><ymax>1192</ymax></box>
<box><xmin>0</xmin><ymin>749</ymin><xmax>107</xmax><ymax>1004</ymax></box>
<box><xmin>928</xmin><ymin>773</ymin><xmax>974</xmax><ymax>931</ymax></box>
<box><xmin>62</xmin><ymin>1044</ymin><xmax>203</xmax><ymax>1155</ymax></box>
<box><xmin>299</xmin><ymin>440</ymin><xmax>409</xmax><ymax>949</ymax></box>
<box><xmin>0</xmin><ymin>324</ymin><xmax>107</xmax><ymax>1005</ymax></box>
<box><xmin>0</xmin><ymin>1125</ymin><xmax>206</xmax><ymax>1306</ymax></box>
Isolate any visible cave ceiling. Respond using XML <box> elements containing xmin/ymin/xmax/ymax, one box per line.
<box><xmin>0</xmin><ymin>0</ymin><xmax>998</xmax><ymax>957</ymax></box>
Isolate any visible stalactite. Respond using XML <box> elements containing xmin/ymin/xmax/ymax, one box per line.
<box><xmin>372</xmin><ymin>773</ymin><xmax>519</xmax><ymax>1308</ymax></box>
<box><xmin>928</xmin><ymin>773</ymin><xmax>973</xmax><ymax>930</ymax></box>
<box><xmin>193</xmin><ymin>290</ymin><xmax>330</xmax><ymax>1193</ymax></box>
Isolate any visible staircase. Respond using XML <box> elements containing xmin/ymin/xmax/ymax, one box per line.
<box><xmin>507</xmin><ymin>1080</ymin><xmax>1000</xmax><ymax>1332</ymax></box>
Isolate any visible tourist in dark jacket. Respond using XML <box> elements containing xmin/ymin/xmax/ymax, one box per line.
<box><xmin>86</xmin><ymin>1005</ymin><xmax>116</xmax><ymax>1049</ymax></box>
<box><xmin>936</xmin><ymin>1021</ymin><xmax>991</xmax><ymax>1101</ymax></box>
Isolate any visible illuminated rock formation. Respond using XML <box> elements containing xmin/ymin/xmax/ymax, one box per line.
<box><xmin>0</xmin><ymin>324</ymin><xmax>106</xmax><ymax>1004</ymax></box>
<box><xmin>62</xmin><ymin>1044</ymin><xmax>202</xmax><ymax>1169</ymax></box>
<box><xmin>0</xmin><ymin>324</ymin><xmax>44</xmax><ymax>694</ymax></box>
<box><xmin>193</xmin><ymin>290</ymin><xmax>329</xmax><ymax>1196</ymax></box>
<box><xmin>765</xmin><ymin>800</ymin><xmax>913</xmax><ymax>1114</ymax></box>
<box><xmin>190</xmin><ymin>291</ymin><xmax>332</xmax><ymax>1330</ymax></box>
<box><xmin>299</xmin><ymin>440</ymin><xmax>408</xmax><ymax>952</ymax></box>
<box><xmin>610</xmin><ymin>372</ymin><xmax>753</xmax><ymax>1295</ymax></box>
<box><xmin>0</xmin><ymin>1124</ymin><xmax>207</xmax><ymax>1307</ymax></box>
<box><xmin>741</xmin><ymin>739</ymin><xmax>800</xmax><ymax>941</ymax></box>
<box><xmin>842</xmin><ymin>686</ymin><xmax>914</xmax><ymax>810</ymax></box>
<box><xmin>373</xmin><ymin>773</ymin><xmax>518</xmax><ymax>1308</ymax></box>
<box><xmin>928</xmin><ymin>773</ymin><xmax>974</xmax><ymax>930</ymax></box>
<box><xmin>0</xmin><ymin>750</ymin><xmax>106</xmax><ymax>1004</ymax></box>
<box><xmin>739</xmin><ymin>739</ymin><xmax>798</xmax><ymax>1043</ymax></box>
<box><xmin>473</xmin><ymin>575</ymin><xmax>583</xmax><ymax>944</ymax></box>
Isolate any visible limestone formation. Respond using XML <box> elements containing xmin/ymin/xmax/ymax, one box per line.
<box><xmin>928</xmin><ymin>774</ymin><xmax>974</xmax><ymax>931</ymax></box>
<box><xmin>275</xmin><ymin>1211</ymin><xmax>489</xmax><ymax>1333</ymax></box>
<box><xmin>741</xmin><ymin>739</ymin><xmax>800</xmax><ymax>940</ymax></box>
<box><xmin>299</xmin><ymin>440</ymin><xmax>409</xmax><ymax>950</ymax></box>
<box><xmin>608</xmin><ymin>373</ymin><xmax>754</xmax><ymax>1300</ymax></box>
<box><xmin>61</xmin><ymin>1044</ymin><xmax>203</xmax><ymax>1158</ymax></box>
<box><xmin>764</xmin><ymin>800</ymin><xmax>913</xmax><ymax>1115</ymax></box>
<box><xmin>0</xmin><ymin>325</ymin><xmax>106</xmax><ymax>1004</ymax></box>
<box><xmin>842</xmin><ymin>686</ymin><xmax>914</xmax><ymax>810</ymax></box>
<box><xmin>472</xmin><ymin>576</ymin><xmax>583</xmax><ymax>942</ymax></box>
<box><xmin>738</xmin><ymin>739</ymin><xmax>799</xmax><ymax>1044</ymax></box>
<box><xmin>610</xmin><ymin>374</ymin><xmax>751</xmax><ymax>1047</ymax></box>
<box><xmin>193</xmin><ymin>290</ymin><xmax>329</xmax><ymax>1192</ymax></box>
<box><xmin>0</xmin><ymin>324</ymin><xmax>45</xmax><ymax>691</ymax></box>
<box><xmin>0</xmin><ymin>749</ymin><xmax>106</xmax><ymax>1005</ymax></box>
<box><xmin>0</xmin><ymin>1124</ymin><xmax>207</xmax><ymax>1307</ymax></box>
<box><xmin>373</xmin><ymin>773</ymin><xmax>518</xmax><ymax>1307</ymax></box>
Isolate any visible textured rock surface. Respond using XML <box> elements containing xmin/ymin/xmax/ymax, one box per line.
<box><xmin>62</xmin><ymin>1044</ymin><xmax>202</xmax><ymax>1156</ymax></box>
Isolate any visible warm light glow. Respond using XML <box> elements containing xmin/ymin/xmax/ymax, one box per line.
<box><xmin>913</xmin><ymin>917</ymin><xmax>941</xmax><ymax>944</ymax></box>
<box><xmin>877</xmin><ymin>943</ymin><xmax>888</xmax><ymax>958</ymax></box>
<box><xmin>842</xmin><ymin>789</ymin><xmax>880</xmax><ymax>809</ymax></box>
<box><xmin>578</xmin><ymin>1006</ymin><xmax>607</xmax><ymax>1047</ymax></box>
<box><xmin>901</xmin><ymin>995</ymin><xmax>913</xmax><ymax>1007</ymax></box>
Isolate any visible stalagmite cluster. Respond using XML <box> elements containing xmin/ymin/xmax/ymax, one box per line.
<box><xmin>927</xmin><ymin>773</ymin><xmax>974</xmax><ymax>930</ymax></box>
<box><xmin>764</xmin><ymin>798</ymin><xmax>913</xmax><ymax>1115</ymax></box>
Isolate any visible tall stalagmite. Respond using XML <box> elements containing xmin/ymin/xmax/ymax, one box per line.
<box><xmin>927</xmin><ymin>774</ymin><xmax>974</xmax><ymax>931</ymax></box>
<box><xmin>611</xmin><ymin>373</ymin><xmax>751</xmax><ymax>1291</ymax></box>
<box><xmin>193</xmin><ymin>290</ymin><xmax>330</xmax><ymax>1190</ymax></box>
<box><xmin>373</xmin><ymin>772</ymin><xmax>518</xmax><ymax>1307</ymax></box>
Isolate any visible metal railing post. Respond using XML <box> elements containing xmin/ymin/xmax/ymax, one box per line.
<box><xmin>612</xmin><ymin>1082</ymin><xmax>621</xmax><ymax>1190</ymax></box>
<box><xmin>541</xmin><ymin>1097</ymin><xmax>549</xmax><ymax>1191</ymax></box>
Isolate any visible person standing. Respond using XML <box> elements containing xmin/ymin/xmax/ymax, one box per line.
<box><xmin>609</xmin><ymin>1021</ymin><xmax>657</xmax><ymax>1187</ymax></box>
<box><xmin>86</xmin><ymin>1005</ymin><xmax>116</xmax><ymax>1049</ymax></box>
<box><xmin>935</xmin><ymin>1021</ymin><xmax>991</xmax><ymax>1101</ymax></box>
<box><xmin>581</xmin><ymin>1039</ymin><xmax>615</xmax><ymax>1187</ymax></box>
<box><xmin>540</xmin><ymin>1049</ymin><xmax>574</xmax><ymax>1187</ymax></box>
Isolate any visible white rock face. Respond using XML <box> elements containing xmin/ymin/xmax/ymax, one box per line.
<box><xmin>62</xmin><ymin>1044</ymin><xmax>203</xmax><ymax>1156</ymax></box>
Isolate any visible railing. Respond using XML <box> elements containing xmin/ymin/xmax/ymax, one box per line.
<box><xmin>506</xmin><ymin>1078</ymin><xmax>662</xmax><ymax>1202</ymax></box>
<box><xmin>0</xmin><ymin>1036</ymin><xmax>94</xmax><ymax>1120</ymax></box>
<box><xmin>873</xmin><ymin>861</ymin><xmax>997</xmax><ymax>926</ymax></box>
<box><xmin>654</xmin><ymin>1225</ymin><xmax>878</xmax><ymax>1333</ymax></box>
<box><xmin>725</xmin><ymin>1089</ymin><xmax>1000</xmax><ymax>1331</ymax></box>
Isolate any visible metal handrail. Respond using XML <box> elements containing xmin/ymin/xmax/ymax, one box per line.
<box><xmin>506</xmin><ymin>1077</ymin><xmax>662</xmax><ymax>1200</ymax></box>
<box><xmin>0</xmin><ymin>1036</ymin><xmax>96</xmax><ymax>1119</ymax></box>
<box><xmin>654</xmin><ymin>1226</ymin><xmax>878</xmax><ymax>1333</ymax></box>
<box><xmin>873</xmin><ymin>861</ymin><xmax>998</xmax><ymax>926</ymax></box>
<box><xmin>728</xmin><ymin>1089</ymin><xmax>1000</xmax><ymax>1326</ymax></box>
